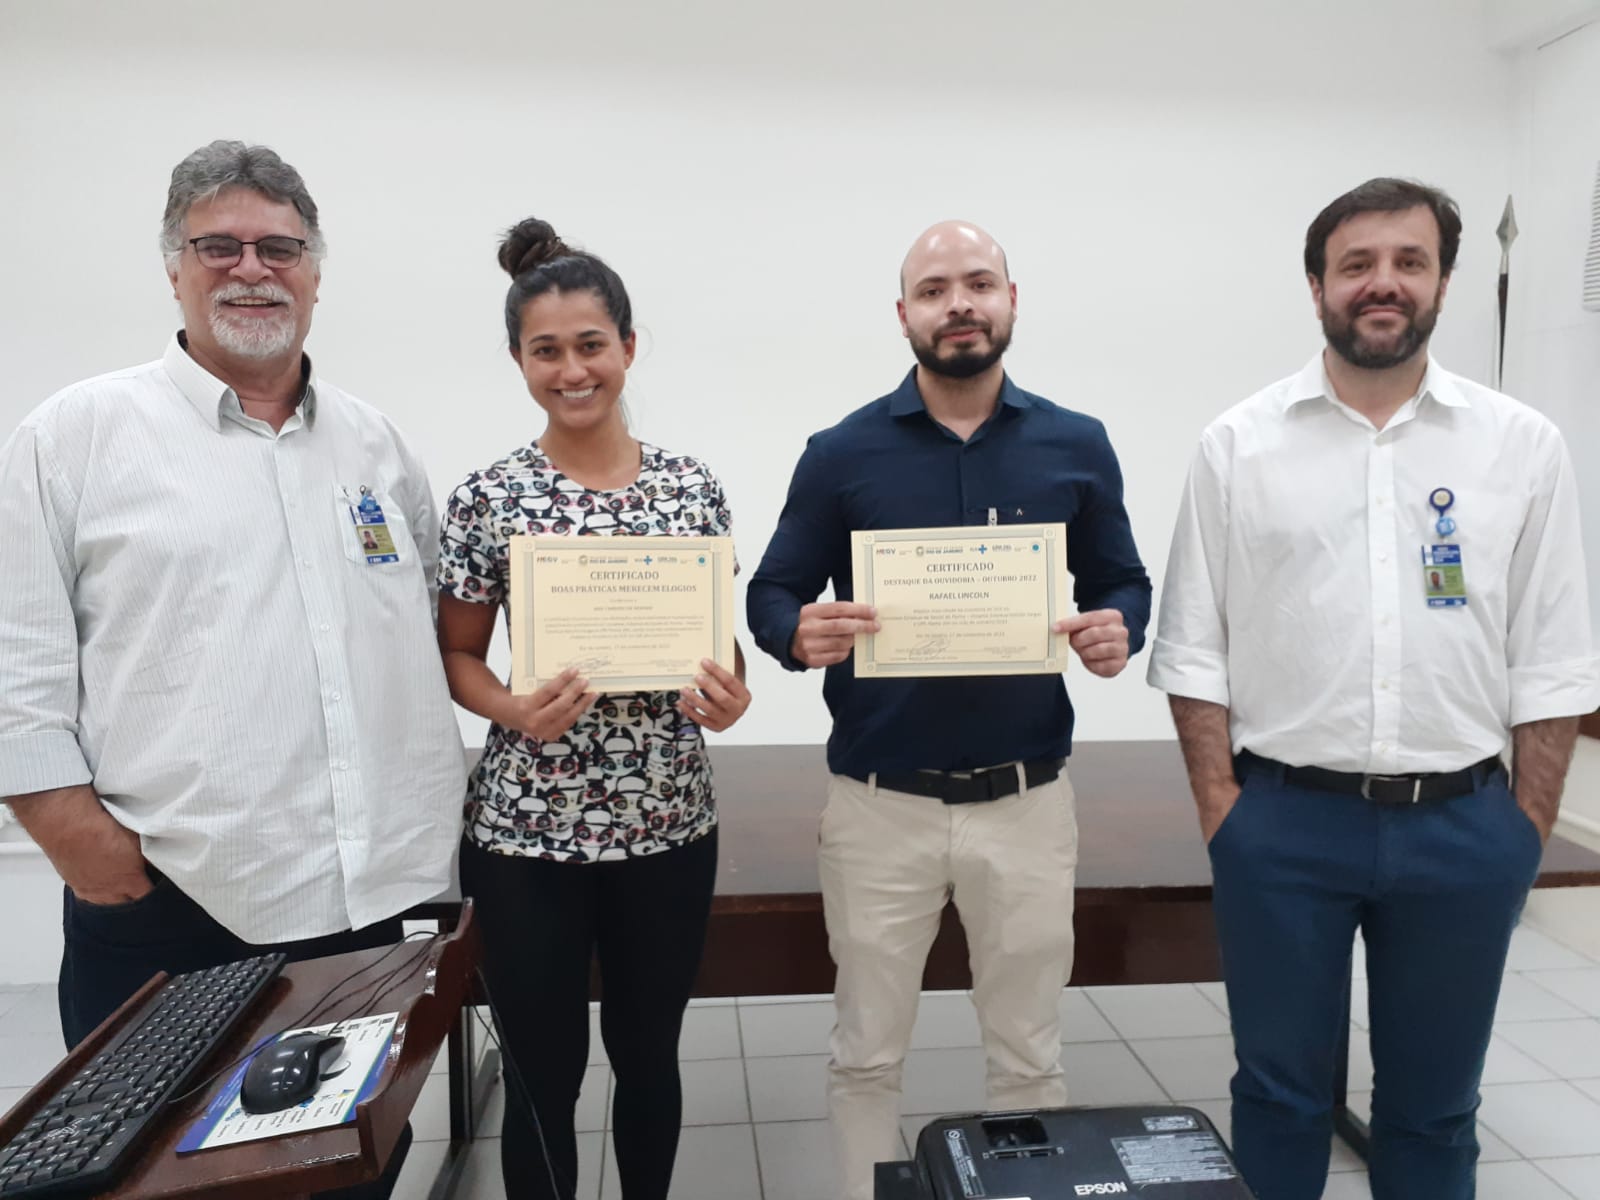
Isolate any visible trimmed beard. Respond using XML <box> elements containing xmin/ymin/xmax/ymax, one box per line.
<box><xmin>909</xmin><ymin>320</ymin><xmax>1014</xmax><ymax>380</ymax></box>
<box><xmin>1323</xmin><ymin>290</ymin><xmax>1440</xmax><ymax>370</ymax></box>
<box><xmin>209</xmin><ymin>284</ymin><xmax>298</xmax><ymax>360</ymax></box>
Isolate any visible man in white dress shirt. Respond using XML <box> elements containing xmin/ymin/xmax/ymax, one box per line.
<box><xmin>0</xmin><ymin>142</ymin><xmax>462</xmax><ymax>1193</ymax></box>
<box><xmin>1149</xmin><ymin>178</ymin><xmax>1599</xmax><ymax>1200</ymax></box>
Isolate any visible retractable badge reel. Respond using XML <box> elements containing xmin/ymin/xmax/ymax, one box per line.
<box><xmin>1421</xmin><ymin>486</ymin><xmax>1466</xmax><ymax>607</ymax></box>
<box><xmin>1430</xmin><ymin>487</ymin><xmax>1456</xmax><ymax>536</ymax></box>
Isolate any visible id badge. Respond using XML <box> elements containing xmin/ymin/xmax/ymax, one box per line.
<box><xmin>1421</xmin><ymin>544</ymin><xmax>1466</xmax><ymax>607</ymax></box>
<box><xmin>349</xmin><ymin>488</ymin><xmax>399</xmax><ymax>564</ymax></box>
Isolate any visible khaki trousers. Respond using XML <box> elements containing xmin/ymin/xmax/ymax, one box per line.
<box><xmin>819</xmin><ymin>767</ymin><xmax>1079</xmax><ymax>1200</ymax></box>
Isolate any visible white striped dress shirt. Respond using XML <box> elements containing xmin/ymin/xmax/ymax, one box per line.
<box><xmin>0</xmin><ymin>335</ymin><xmax>465</xmax><ymax>942</ymax></box>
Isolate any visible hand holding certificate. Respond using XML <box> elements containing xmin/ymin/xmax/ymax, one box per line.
<box><xmin>509</xmin><ymin>535</ymin><xmax>736</xmax><ymax>693</ymax></box>
<box><xmin>851</xmin><ymin>524</ymin><xmax>1070</xmax><ymax>677</ymax></box>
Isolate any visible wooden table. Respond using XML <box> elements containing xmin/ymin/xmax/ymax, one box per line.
<box><xmin>0</xmin><ymin>906</ymin><xmax>479</xmax><ymax>1199</ymax></box>
<box><xmin>694</xmin><ymin>741</ymin><xmax>1600</xmax><ymax>995</ymax></box>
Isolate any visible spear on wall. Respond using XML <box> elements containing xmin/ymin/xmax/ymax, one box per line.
<box><xmin>1493</xmin><ymin>196</ymin><xmax>1518</xmax><ymax>390</ymax></box>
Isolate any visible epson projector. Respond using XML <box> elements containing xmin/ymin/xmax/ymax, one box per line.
<box><xmin>874</xmin><ymin>1105</ymin><xmax>1255</xmax><ymax>1199</ymax></box>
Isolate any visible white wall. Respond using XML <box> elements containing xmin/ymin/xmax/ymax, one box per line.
<box><xmin>0</xmin><ymin>0</ymin><xmax>1525</xmax><ymax>751</ymax></box>
<box><xmin>1504</xmin><ymin>12</ymin><xmax>1600</xmax><ymax>830</ymax></box>
<box><xmin>1485</xmin><ymin>0</ymin><xmax>1600</xmax><ymax>48</ymax></box>
<box><xmin>0</xmin><ymin>0</ymin><xmax>1563</xmax><ymax>978</ymax></box>
<box><xmin>0</xmin><ymin>846</ymin><xmax>64</xmax><ymax>983</ymax></box>
<box><xmin>1505</xmin><ymin>16</ymin><xmax>1600</xmax><ymax>638</ymax></box>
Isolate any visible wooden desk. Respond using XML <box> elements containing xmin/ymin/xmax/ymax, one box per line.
<box><xmin>0</xmin><ymin>905</ymin><xmax>479</xmax><ymax>1200</ymax></box>
<box><xmin>695</xmin><ymin>741</ymin><xmax>1600</xmax><ymax>995</ymax></box>
<box><xmin>416</xmin><ymin>740</ymin><xmax>1600</xmax><ymax>997</ymax></box>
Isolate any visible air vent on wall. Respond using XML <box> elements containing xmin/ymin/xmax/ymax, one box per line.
<box><xmin>1586</xmin><ymin>160</ymin><xmax>1600</xmax><ymax>311</ymax></box>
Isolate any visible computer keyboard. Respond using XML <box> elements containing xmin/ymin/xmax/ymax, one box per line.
<box><xmin>0</xmin><ymin>952</ymin><xmax>286</xmax><ymax>1198</ymax></box>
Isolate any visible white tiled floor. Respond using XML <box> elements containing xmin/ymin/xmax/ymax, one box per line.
<box><xmin>438</xmin><ymin>893</ymin><xmax>1600</xmax><ymax>1198</ymax></box>
<box><xmin>8</xmin><ymin>904</ymin><xmax>1600</xmax><ymax>1196</ymax></box>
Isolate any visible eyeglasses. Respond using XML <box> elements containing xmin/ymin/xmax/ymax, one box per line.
<box><xmin>188</xmin><ymin>235</ymin><xmax>307</xmax><ymax>269</ymax></box>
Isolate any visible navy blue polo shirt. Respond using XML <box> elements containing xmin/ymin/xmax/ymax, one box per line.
<box><xmin>747</xmin><ymin>369</ymin><xmax>1152</xmax><ymax>777</ymax></box>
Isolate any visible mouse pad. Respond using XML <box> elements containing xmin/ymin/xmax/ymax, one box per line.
<box><xmin>177</xmin><ymin>1012</ymin><xmax>399</xmax><ymax>1153</ymax></box>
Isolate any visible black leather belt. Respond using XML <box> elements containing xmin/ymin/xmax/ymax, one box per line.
<box><xmin>856</xmin><ymin>758</ymin><xmax>1066</xmax><ymax>805</ymax></box>
<box><xmin>1237</xmin><ymin>750</ymin><xmax>1504</xmax><ymax>806</ymax></box>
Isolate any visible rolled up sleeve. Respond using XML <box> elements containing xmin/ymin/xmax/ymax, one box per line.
<box><xmin>1147</xmin><ymin>430</ymin><xmax>1233</xmax><ymax>706</ymax></box>
<box><xmin>0</xmin><ymin>422</ymin><xmax>91</xmax><ymax>797</ymax></box>
<box><xmin>1504</xmin><ymin>427</ymin><xmax>1600</xmax><ymax>725</ymax></box>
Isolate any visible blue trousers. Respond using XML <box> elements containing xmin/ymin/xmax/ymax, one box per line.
<box><xmin>1209</xmin><ymin>756</ymin><xmax>1542</xmax><ymax>1200</ymax></box>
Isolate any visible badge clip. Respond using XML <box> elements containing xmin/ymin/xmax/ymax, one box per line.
<box><xmin>1428</xmin><ymin>486</ymin><xmax>1456</xmax><ymax>537</ymax></box>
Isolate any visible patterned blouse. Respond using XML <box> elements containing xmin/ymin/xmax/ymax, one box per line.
<box><xmin>439</xmin><ymin>442</ymin><xmax>734</xmax><ymax>862</ymax></box>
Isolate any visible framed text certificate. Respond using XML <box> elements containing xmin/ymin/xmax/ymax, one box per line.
<box><xmin>509</xmin><ymin>535</ymin><xmax>736</xmax><ymax>693</ymax></box>
<box><xmin>850</xmin><ymin>523</ymin><xmax>1070</xmax><ymax>678</ymax></box>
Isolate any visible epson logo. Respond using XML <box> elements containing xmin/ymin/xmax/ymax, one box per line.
<box><xmin>1074</xmin><ymin>1185</ymin><xmax>1129</xmax><ymax>1196</ymax></box>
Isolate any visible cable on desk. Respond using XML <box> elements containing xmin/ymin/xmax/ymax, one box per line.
<box><xmin>164</xmin><ymin>932</ymin><xmax>443</xmax><ymax>1110</ymax></box>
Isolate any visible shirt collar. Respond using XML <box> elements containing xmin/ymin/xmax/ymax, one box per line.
<box><xmin>1282</xmin><ymin>351</ymin><xmax>1471</xmax><ymax>415</ymax></box>
<box><xmin>887</xmin><ymin>367</ymin><xmax>1032</xmax><ymax>417</ymax></box>
<box><xmin>164</xmin><ymin>331</ymin><xmax>318</xmax><ymax>432</ymax></box>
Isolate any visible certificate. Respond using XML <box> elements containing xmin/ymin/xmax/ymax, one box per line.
<box><xmin>509</xmin><ymin>535</ymin><xmax>735</xmax><ymax>693</ymax></box>
<box><xmin>851</xmin><ymin>524</ymin><xmax>1070</xmax><ymax>677</ymax></box>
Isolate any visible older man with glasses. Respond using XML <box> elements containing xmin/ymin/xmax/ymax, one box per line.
<box><xmin>0</xmin><ymin>140</ymin><xmax>463</xmax><ymax>1199</ymax></box>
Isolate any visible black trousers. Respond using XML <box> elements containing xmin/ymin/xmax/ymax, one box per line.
<box><xmin>460</xmin><ymin>830</ymin><xmax>718</xmax><ymax>1200</ymax></box>
<box><xmin>59</xmin><ymin>870</ymin><xmax>412</xmax><ymax>1200</ymax></box>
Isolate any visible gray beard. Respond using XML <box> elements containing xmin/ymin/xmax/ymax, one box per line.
<box><xmin>209</xmin><ymin>308</ymin><xmax>297</xmax><ymax>359</ymax></box>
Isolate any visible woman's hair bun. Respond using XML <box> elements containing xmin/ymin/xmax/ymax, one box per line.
<box><xmin>498</xmin><ymin>218</ymin><xmax>571</xmax><ymax>278</ymax></box>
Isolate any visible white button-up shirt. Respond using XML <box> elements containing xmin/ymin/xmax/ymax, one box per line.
<box><xmin>0</xmin><ymin>336</ymin><xmax>465</xmax><ymax>941</ymax></box>
<box><xmin>1148</xmin><ymin>353</ymin><xmax>1599</xmax><ymax>774</ymax></box>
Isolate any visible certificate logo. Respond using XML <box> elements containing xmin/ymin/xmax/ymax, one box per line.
<box><xmin>579</xmin><ymin>554</ymin><xmax>589</xmax><ymax>566</ymax></box>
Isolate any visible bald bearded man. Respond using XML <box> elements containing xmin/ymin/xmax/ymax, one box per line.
<box><xmin>748</xmin><ymin>222</ymin><xmax>1152</xmax><ymax>1199</ymax></box>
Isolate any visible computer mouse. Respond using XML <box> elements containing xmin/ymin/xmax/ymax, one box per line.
<box><xmin>239</xmin><ymin>1032</ymin><xmax>347</xmax><ymax>1114</ymax></box>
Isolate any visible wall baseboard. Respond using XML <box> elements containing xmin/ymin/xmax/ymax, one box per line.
<box><xmin>1556</xmin><ymin>808</ymin><xmax>1600</xmax><ymax>854</ymax></box>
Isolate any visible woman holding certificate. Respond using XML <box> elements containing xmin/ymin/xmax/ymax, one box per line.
<box><xmin>436</xmin><ymin>218</ymin><xmax>751</xmax><ymax>1200</ymax></box>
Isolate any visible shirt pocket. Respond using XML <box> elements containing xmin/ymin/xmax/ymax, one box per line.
<box><xmin>333</xmin><ymin>485</ymin><xmax>415</xmax><ymax>568</ymax></box>
<box><xmin>1401</xmin><ymin>482</ymin><xmax>1524</xmax><ymax>625</ymax></box>
<box><xmin>1440</xmin><ymin>485</ymin><xmax>1524</xmax><ymax>597</ymax></box>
